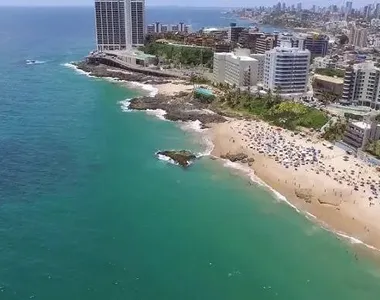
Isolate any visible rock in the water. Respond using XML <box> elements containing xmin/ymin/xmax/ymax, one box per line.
<box><xmin>156</xmin><ymin>150</ymin><xmax>197</xmax><ymax>168</ymax></box>
<box><xmin>220</xmin><ymin>153</ymin><xmax>248</xmax><ymax>162</ymax></box>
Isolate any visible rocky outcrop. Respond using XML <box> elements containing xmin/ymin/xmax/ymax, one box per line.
<box><xmin>75</xmin><ymin>61</ymin><xmax>172</xmax><ymax>84</ymax></box>
<box><xmin>156</xmin><ymin>150</ymin><xmax>197</xmax><ymax>168</ymax></box>
<box><xmin>295</xmin><ymin>188</ymin><xmax>313</xmax><ymax>203</ymax></box>
<box><xmin>220</xmin><ymin>153</ymin><xmax>249</xmax><ymax>162</ymax></box>
<box><xmin>75</xmin><ymin>61</ymin><xmax>227</xmax><ymax>125</ymax></box>
<box><xmin>129</xmin><ymin>96</ymin><xmax>226</xmax><ymax>124</ymax></box>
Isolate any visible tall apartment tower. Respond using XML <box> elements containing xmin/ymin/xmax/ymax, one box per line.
<box><xmin>349</xmin><ymin>27</ymin><xmax>368</xmax><ymax>48</ymax></box>
<box><xmin>95</xmin><ymin>0</ymin><xmax>145</xmax><ymax>51</ymax></box>
<box><xmin>341</xmin><ymin>62</ymin><xmax>380</xmax><ymax>109</ymax></box>
<box><xmin>264</xmin><ymin>47</ymin><xmax>310</xmax><ymax>94</ymax></box>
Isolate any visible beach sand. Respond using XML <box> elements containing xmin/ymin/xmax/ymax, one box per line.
<box><xmin>155</xmin><ymin>80</ymin><xmax>193</xmax><ymax>96</ymax></box>
<box><xmin>208</xmin><ymin>119</ymin><xmax>380</xmax><ymax>251</ymax></box>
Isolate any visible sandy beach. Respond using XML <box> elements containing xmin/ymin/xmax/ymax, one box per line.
<box><xmin>208</xmin><ymin>119</ymin><xmax>380</xmax><ymax>251</ymax></box>
<box><xmin>154</xmin><ymin>80</ymin><xmax>193</xmax><ymax>96</ymax></box>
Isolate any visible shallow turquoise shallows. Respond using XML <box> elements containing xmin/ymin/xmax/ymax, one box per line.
<box><xmin>1</xmin><ymin>6</ymin><xmax>380</xmax><ymax>300</ymax></box>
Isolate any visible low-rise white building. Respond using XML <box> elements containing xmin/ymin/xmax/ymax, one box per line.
<box><xmin>343</xmin><ymin>120</ymin><xmax>380</xmax><ymax>149</ymax></box>
<box><xmin>103</xmin><ymin>49</ymin><xmax>157</xmax><ymax>66</ymax></box>
<box><xmin>263</xmin><ymin>47</ymin><xmax>310</xmax><ymax>94</ymax></box>
<box><xmin>213</xmin><ymin>49</ymin><xmax>258</xmax><ymax>87</ymax></box>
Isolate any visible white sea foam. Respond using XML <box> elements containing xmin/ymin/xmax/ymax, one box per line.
<box><xmin>145</xmin><ymin>109</ymin><xmax>167</xmax><ymax>120</ymax></box>
<box><xmin>104</xmin><ymin>77</ymin><xmax>124</xmax><ymax>83</ymax></box>
<box><xmin>178</xmin><ymin>120</ymin><xmax>214</xmax><ymax>157</ymax></box>
<box><xmin>119</xmin><ymin>99</ymin><xmax>132</xmax><ymax>112</ymax></box>
<box><xmin>156</xmin><ymin>154</ymin><xmax>178</xmax><ymax>166</ymax></box>
<box><xmin>62</xmin><ymin>62</ymin><xmax>95</xmax><ymax>78</ymax></box>
<box><xmin>128</xmin><ymin>81</ymin><xmax>158</xmax><ymax>97</ymax></box>
<box><xmin>221</xmin><ymin>157</ymin><xmax>380</xmax><ymax>252</ymax></box>
<box><xmin>197</xmin><ymin>137</ymin><xmax>214</xmax><ymax>157</ymax></box>
<box><xmin>26</xmin><ymin>60</ymin><xmax>46</xmax><ymax>65</ymax></box>
<box><xmin>221</xmin><ymin>158</ymin><xmax>299</xmax><ymax>211</ymax></box>
<box><xmin>180</xmin><ymin>120</ymin><xmax>203</xmax><ymax>133</ymax></box>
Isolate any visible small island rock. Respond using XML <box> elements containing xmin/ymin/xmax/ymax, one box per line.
<box><xmin>157</xmin><ymin>150</ymin><xmax>197</xmax><ymax>168</ymax></box>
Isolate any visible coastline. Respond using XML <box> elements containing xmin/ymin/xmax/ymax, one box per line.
<box><xmin>66</xmin><ymin>60</ymin><xmax>380</xmax><ymax>255</ymax></box>
<box><xmin>207</xmin><ymin>119</ymin><xmax>380</xmax><ymax>253</ymax></box>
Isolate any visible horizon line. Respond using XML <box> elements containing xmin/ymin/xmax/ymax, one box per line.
<box><xmin>0</xmin><ymin>5</ymin><xmax>239</xmax><ymax>8</ymax></box>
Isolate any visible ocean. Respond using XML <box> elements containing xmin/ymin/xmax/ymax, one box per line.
<box><xmin>1</xmin><ymin>6</ymin><xmax>380</xmax><ymax>300</ymax></box>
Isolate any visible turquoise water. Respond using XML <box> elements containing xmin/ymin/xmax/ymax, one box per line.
<box><xmin>1</xmin><ymin>6</ymin><xmax>380</xmax><ymax>300</ymax></box>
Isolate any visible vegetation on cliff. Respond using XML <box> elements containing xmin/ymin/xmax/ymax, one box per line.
<box><xmin>141</xmin><ymin>42</ymin><xmax>214</xmax><ymax>68</ymax></box>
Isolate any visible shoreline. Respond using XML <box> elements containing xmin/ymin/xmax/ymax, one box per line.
<box><xmin>65</xmin><ymin>60</ymin><xmax>380</xmax><ymax>255</ymax></box>
<box><xmin>206</xmin><ymin>119</ymin><xmax>380</xmax><ymax>254</ymax></box>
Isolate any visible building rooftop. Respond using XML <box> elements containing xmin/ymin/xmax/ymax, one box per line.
<box><xmin>314</xmin><ymin>74</ymin><xmax>344</xmax><ymax>84</ymax></box>
<box><xmin>270</xmin><ymin>46</ymin><xmax>310</xmax><ymax>54</ymax></box>
<box><xmin>215</xmin><ymin>51</ymin><xmax>257</xmax><ymax>61</ymax></box>
<box><xmin>353</xmin><ymin>61</ymin><xmax>380</xmax><ymax>71</ymax></box>
<box><xmin>352</xmin><ymin>121</ymin><xmax>371</xmax><ymax>130</ymax></box>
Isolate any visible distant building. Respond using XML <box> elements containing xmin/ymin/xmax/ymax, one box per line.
<box><xmin>255</xmin><ymin>33</ymin><xmax>278</xmax><ymax>54</ymax></box>
<box><xmin>341</xmin><ymin>62</ymin><xmax>380</xmax><ymax>109</ymax></box>
<box><xmin>146</xmin><ymin>24</ymin><xmax>156</xmax><ymax>34</ymax></box>
<box><xmin>343</xmin><ymin>121</ymin><xmax>380</xmax><ymax>149</ymax></box>
<box><xmin>313</xmin><ymin>57</ymin><xmax>337</xmax><ymax>69</ymax></box>
<box><xmin>277</xmin><ymin>32</ymin><xmax>329</xmax><ymax>57</ymax></box>
<box><xmin>94</xmin><ymin>0</ymin><xmax>145</xmax><ymax>50</ymax></box>
<box><xmin>345</xmin><ymin>1</ymin><xmax>353</xmax><ymax>17</ymax></box>
<box><xmin>160</xmin><ymin>24</ymin><xmax>169</xmax><ymax>33</ymax></box>
<box><xmin>301</xmin><ymin>34</ymin><xmax>329</xmax><ymax>57</ymax></box>
<box><xmin>264</xmin><ymin>47</ymin><xmax>310</xmax><ymax>94</ymax></box>
<box><xmin>146</xmin><ymin>22</ymin><xmax>191</xmax><ymax>34</ymax></box>
<box><xmin>349</xmin><ymin>27</ymin><xmax>368</xmax><ymax>48</ymax></box>
<box><xmin>214</xmin><ymin>43</ymin><xmax>231</xmax><ymax>53</ymax></box>
<box><xmin>228</xmin><ymin>23</ymin><xmax>245</xmax><ymax>43</ymax></box>
<box><xmin>213</xmin><ymin>49</ymin><xmax>258</xmax><ymax>87</ymax></box>
<box><xmin>371</xmin><ymin>19</ymin><xmax>380</xmax><ymax>28</ymax></box>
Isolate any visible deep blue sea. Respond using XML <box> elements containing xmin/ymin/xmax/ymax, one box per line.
<box><xmin>1</xmin><ymin>6</ymin><xmax>380</xmax><ymax>300</ymax></box>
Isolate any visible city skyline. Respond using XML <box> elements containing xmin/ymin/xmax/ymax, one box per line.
<box><xmin>0</xmin><ymin>0</ymin><xmax>374</xmax><ymax>8</ymax></box>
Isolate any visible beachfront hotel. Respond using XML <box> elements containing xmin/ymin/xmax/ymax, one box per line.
<box><xmin>263</xmin><ymin>47</ymin><xmax>310</xmax><ymax>94</ymax></box>
<box><xmin>94</xmin><ymin>0</ymin><xmax>145</xmax><ymax>51</ymax></box>
<box><xmin>213</xmin><ymin>49</ymin><xmax>259</xmax><ymax>87</ymax></box>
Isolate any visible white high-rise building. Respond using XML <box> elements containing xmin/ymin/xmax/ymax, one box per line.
<box><xmin>213</xmin><ymin>49</ymin><xmax>258</xmax><ymax>87</ymax></box>
<box><xmin>341</xmin><ymin>62</ymin><xmax>380</xmax><ymax>109</ymax></box>
<box><xmin>264</xmin><ymin>47</ymin><xmax>310</xmax><ymax>94</ymax></box>
<box><xmin>95</xmin><ymin>0</ymin><xmax>145</xmax><ymax>51</ymax></box>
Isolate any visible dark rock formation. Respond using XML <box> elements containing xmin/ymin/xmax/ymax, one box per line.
<box><xmin>220</xmin><ymin>153</ymin><xmax>249</xmax><ymax>162</ymax></box>
<box><xmin>75</xmin><ymin>61</ymin><xmax>227</xmax><ymax>125</ymax></box>
<box><xmin>129</xmin><ymin>96</ymin><xmax>226</xmax><ymax>124</ymax></box>
<box><xmin>75</xmin><ymin>61</ymin><xmax>172</xmax><ymax>84</ymax></box>
<box><xmin>156</xmin><ymin>150</ymin><xmax>197</xmax><ymax>168</ymax></box>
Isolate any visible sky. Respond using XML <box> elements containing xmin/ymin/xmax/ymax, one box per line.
<box><xmin>0</xmin><ymin>0</ymin><xmax>370</xmax><ymax>7</ymax></box>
